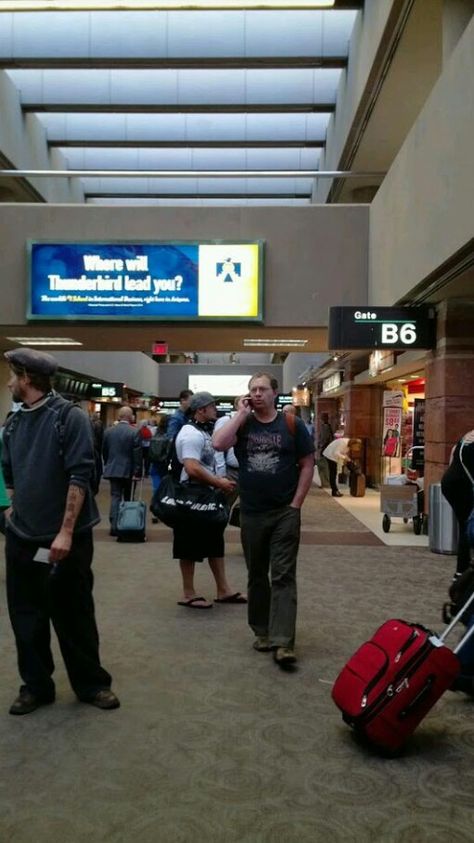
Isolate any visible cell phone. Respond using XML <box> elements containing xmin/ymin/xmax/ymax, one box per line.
<box><xmin>244</xmin><ymin>395</ymin><xmax>253</xmax><ymax>408</ymax></box>
<box><xmin>33</xmin><ymin>548</ymin><xmax>51</xmax><ymax>564</ymax></box>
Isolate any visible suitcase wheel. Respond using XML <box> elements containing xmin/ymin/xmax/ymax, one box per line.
<box><xmin>382</xmin><ymin>514</ymin><xmax>391</xmax><ymax>533</ymax></box>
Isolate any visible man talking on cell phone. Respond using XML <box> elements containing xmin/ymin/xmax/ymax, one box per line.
<box><xmin>1</xmin><ymin>348</ymin><xmax>120</xmax><ymax>715</ymax></box>
<box><xmin>212</xmin><ymin>372</ymin><xmax>314</xmax><ymax>668</ymax></box>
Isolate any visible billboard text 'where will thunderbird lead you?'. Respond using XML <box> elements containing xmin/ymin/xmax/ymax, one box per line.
<box><xmin>28</xmin><ymin>242</ymin><xmax>263</xmax><ymax>322</ymax></box>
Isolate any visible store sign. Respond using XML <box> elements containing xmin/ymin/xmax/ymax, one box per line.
<box><xmin>383</xmin><ymin>390</ymin><xmax>404</xmax><ymax>408</ymax></box>
<box><xmin>328</xmin><ymin>306</ymin><xmax>436</xmax><ymax>350</ymax></box>
<box><xmin>412</xmin><ymin>398</ymin><xmax>426</xmax><ymax>469</ymax></box>
<box><xmin>90</xmin><ymin>382</ymin><xmax>123</xmax><ymax>399</ymax></box>
<box><xmin>28</xmin><ymin>241</ymin><xmax>263</xmax><ymax>322</ymax></box>
<box><xmin>322</xmin><ymin>372</ymin><xmax>341</xmax><ymax>393</ymax></box>
<box><xmin>292</xmin><ymin>386</ymin><xmax>310</xmax><ymax>407</ymax></box>
<box><xmin>382</xmin><ymin>407</ymin><xmax>402</xmax><ymax>458</ymax></box>
<box><xmin>369</xmin><ymin>350</ymin><xmax>394</xmax><ymax>378</ymax></box>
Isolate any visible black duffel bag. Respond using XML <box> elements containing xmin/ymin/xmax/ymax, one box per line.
<box><xmin>151</xmin><ymin>475</ymin><xmax>229</xmax><ymax>529</ymax></box>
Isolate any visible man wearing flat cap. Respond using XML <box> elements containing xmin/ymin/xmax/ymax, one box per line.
<box><xmin>1</xmin><ymin>348</ymin><xmax>120</xmax><ymax>715</ymax></box>
<box><xmin>172</xmin><ymin>391</ymin><xmax>246</xmax><ymax>609</ymax></box>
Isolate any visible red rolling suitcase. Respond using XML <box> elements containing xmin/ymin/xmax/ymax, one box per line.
<box><xmin>332</xmin><ymin>591</ymin><xmax>474</xmax><ymax>753</ymax></box>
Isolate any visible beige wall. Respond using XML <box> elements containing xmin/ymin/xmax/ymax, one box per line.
<box><xmin>0</xmin><ymin>71</ymin><xmax>80</xmax><ymax>204</ymax></box>
<box><xmin>369</xmin><ymin>14</ymin><xmax>474</xmax><ymax>305</ymax></box>
<box><xmin>0</xmin><ymin>203</ymin><xmax>369</xmax><ymax>328</ymax></box>
<box><xmin>315</xmin><ymin>0</ymin><xmax>394</xmax><ymax>203</ymax></box>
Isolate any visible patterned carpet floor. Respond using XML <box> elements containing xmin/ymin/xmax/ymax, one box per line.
<box><xmin>1</xmin><ymin>486</ymin><xmax>473</xmax><ymax>842</ymax></box>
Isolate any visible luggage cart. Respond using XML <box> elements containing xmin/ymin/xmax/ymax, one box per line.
<box><xmin>380</xmin><ymin>482</ymin><xmax>424</xmax><ymax>535</ymax></box>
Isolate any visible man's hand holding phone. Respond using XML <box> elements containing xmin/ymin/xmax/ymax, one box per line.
<box><xmin>238</xmin><ymin>394</ymin><xmax>253</xmax><ymax>415</ymax></box>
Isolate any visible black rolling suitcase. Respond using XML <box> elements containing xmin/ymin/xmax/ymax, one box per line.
<box><xmin>116</xmin><ymin>475</ymin><xmax>147</xmax><ymax>542</ymax></box>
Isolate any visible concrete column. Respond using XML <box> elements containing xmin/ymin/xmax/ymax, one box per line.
<box><xmin>424</xmin><ymin>299</ymin><xmax>474</xmax><ymax>496</ymax></box>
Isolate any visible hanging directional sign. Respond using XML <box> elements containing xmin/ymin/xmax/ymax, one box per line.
<box><xmin>328</xmin><ymin>306</ymin><xmax>436</xmax><ymax>350</ymax></box>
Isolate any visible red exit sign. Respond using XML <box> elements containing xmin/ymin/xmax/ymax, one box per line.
<box><xmin>152</xmin><ymin>341</ymin><xmax>168</xmax><ymax>355</ymax></box>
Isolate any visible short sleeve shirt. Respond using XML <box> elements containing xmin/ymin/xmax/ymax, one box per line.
<box><xmin>175</xmin><ymin>423</ymin><xmax>216</xmax><ymax>483</ymax></box>
<box><xmin>234</xmin><ymin>413</ymin><xmax>314</xmax><ymax>513</ymax></box>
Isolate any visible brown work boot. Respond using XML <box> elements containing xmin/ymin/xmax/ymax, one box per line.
<box><xmin>9</xmin><ymin>687</ymin><xmax>54</xmax><ymax>716</ymax></box>
<box><xmin>84</xmin><ymin>689</ymin><xmax>121</xmax><ymax>710</ymax></box>
<box><xmin>253</xmin><ymin>636</ymin><xmax>271</xmax><ymax>652</ymax></box>
<box><xmin>273</xmin><ymin>647</ymin><xmax>297</xmax><ymax>666</ymax></box>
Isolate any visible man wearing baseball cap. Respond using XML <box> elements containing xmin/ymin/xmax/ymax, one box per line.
<box><xmin>173</xmin><ymin>391</ymin><xmax>246</xmax><ymax>609</ymax></box>
<box><xmin>2</xmin><ymin>347</ymin><xmax>120</xmax><ymax>714</ymax></box>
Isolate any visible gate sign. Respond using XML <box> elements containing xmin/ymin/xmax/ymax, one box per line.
<box><xmin>328</xmin><ymin>306</ymin><xmax>436</xmax><ymax>350</ymax></box>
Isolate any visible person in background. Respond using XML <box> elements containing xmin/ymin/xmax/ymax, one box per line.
<box><xmin>212</xmin><ymin>373</ymin><xmax>315</xmax><ymax>667</ymax></box>
<box><xmin>442</xmin><ymin>429</ymin><xmax>474</xmax><ymax>697</ymax></box>
<box><xmin>1</xmin><ymin>347</ymin><xmax>119</xmax><ymax>714</ymax></box>
<box><xmin>282</xmin><ymin>404</ymin><xmax>298</xmax><ymax>417</ymax></box>
<box><xmin>167</xmin><ymin>389</ymin><xmax>194</xmax><ymax>441</ymax></box>
<box><xmin>441</xmin><ymin>429</ymin><xmax>474</xmax><ymax>578</ymax></box>
<box><xmin>138</xmin><ymin>418</ymin><xmax>153</xmax><ymax>477</ymax></box>
<box><xmin>102</xmin><ymin>406</ymin><xmax>139</xmax><ymax>536</ymax></box>
<box><xmin>323</xmin><ymin>436</ymin><xmax>359</xmax><ymax>497</ymax></box>
<box><xmin>174</xmin><ymin>392</ymin><xmax>245</xmax><ymax>610</ymax></box>
<box><xmin>317</xmin><ymin>412</ymin><xmax>333</xmax><ymax>457</ymax></box>
<box><xmin>89</xmin><ymin>411</ymin><xmax>103</xmax><ymax>495</ymax></box>
<box><xmin>304</xmin><ymin>416</ymin><xmax>315</xmax><ymax>440</ymax></box>
<box><xmin>214</xmin><ymin>397</ymin><xmax>240</xmax><ymax>511</ymax></box>
<box><xmin>149</xmin><ymin>414</ymin><xmax>171</xmax><ymax>524</ymax></box>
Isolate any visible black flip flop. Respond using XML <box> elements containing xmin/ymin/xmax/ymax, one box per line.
<box><xmin>214</xmin><ymin>592</ymin><xmax>247</xmax><ymax>604</ymax></box>
<box><xmin>177</xmin><ymin>596</ymin><xmax>213</xmax><ymax>609</ymax></box>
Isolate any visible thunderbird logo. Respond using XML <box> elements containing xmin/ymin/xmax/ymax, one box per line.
<box><xmin>216</xmin><ymin>258</ymin><xmax>241</xmax><ymax>283</ymax></box>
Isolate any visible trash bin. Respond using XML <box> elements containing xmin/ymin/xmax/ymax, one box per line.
<box><xmin>429</xmin><ymin>483</ymin><xmax>459</xmax><ymax>555</ymax></box>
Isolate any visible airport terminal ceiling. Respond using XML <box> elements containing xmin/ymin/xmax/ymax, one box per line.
<box><xmin>0</xmin><ymin>323</ymin><xmax>329</xmax><ymax>355</ymax></box>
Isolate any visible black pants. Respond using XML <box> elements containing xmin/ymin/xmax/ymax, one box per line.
<box><xmin>441</xmin><ymin>476</ymin><xmax>472</xmax><ymax>574</ymax></box>
<box><xmin>326</xmin><ymin>458</ymin><xmax>339</xmax><ymax>495</ymax></box>
<box><xmin>5</xmin><ymin>528</ymin><xmax>112</xmax><ymax>701</ymax></box>
<box><xmin>241</xmin><ymin>506</ymin><xmax>300</xmax><ymax>649</ymax></box>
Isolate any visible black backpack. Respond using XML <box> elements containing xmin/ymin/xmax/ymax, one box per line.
<box><xmin>149</xmin><ymin>433</ymin><xmax>173</xmax><ymax>467</ymax></box>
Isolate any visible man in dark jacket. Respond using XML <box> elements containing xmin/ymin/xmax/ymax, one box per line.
<box><xmin>2</xmin><ymin>348</ymin><xmax>119</xmax><ymax>715</ymax></box>
<box><xmin>102</xmin><ymin>406</ymin><xmax>139</xmax><ymax>536</ymax></box>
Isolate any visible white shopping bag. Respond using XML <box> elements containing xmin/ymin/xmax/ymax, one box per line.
<box><xmin>313</xmin><ymin>464</ymin><xmax>322</xmax><ymax>488</ymax></box>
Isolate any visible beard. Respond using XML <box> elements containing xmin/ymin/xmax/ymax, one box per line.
<box><xmin>10</xmin><ymin>383</ymin><xmax>26</xmax><ymax>403</ymax></box>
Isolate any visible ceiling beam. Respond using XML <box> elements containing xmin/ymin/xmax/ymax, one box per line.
<box><xmin>50</xmin><ymin>140</ymin><xmax>325</xmax><ymax>148</ymax></box>
<box><xmin>85</xmin><ymin>192</ymin><xmax>311</xmax><ymax>199</ymax></box>
<box><xmin>24</xmin><ymin>103</ymin><xmax>336</xmax><ymax>114</ymax></box>
<box><xmin>0</xmin><ymin>56</ymin><xmax>346</xmax><ymax>70</ymax></box>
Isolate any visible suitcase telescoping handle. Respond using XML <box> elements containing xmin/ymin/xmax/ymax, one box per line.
<box><xmin>438</xmin><ymin>588</ymin><xmax>474</xmax><ymax>653</ymax></box>
<box><xmin>132</xmin><ymin>469</ymin><xmax>145</xmax><ymax>503</ymax></box>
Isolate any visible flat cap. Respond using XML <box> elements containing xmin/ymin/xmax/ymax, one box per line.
<box><xmin>189</xmin><ymin>391</ymin><xmax>216</xmax><ymax>412</ymax></box>
<box><xmin>4</xmin><ymin>347</ymin><xmax>58</xmax><ymax>377</ymax></box>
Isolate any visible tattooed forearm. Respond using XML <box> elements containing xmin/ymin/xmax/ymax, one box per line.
<box><xmin>61</xmin><ymin>484</ymin><xmax>86</xmax><ymax>533</ymax></box>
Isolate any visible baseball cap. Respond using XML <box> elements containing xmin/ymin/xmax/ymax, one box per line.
<box><xmin>189</xmin><ymin>391</ymin><xmax>216</xmax><ymax>412</ymax></box>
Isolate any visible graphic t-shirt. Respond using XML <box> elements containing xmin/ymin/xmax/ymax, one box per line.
<box><xmin>234</xmin><ymin>413</ymin><xmax>314</xmax><ymax>514</ymax></box>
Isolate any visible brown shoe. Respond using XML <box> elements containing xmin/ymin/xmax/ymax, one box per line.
<box><xmin>9</xmin><ymin>687</ymin><xmax>54</xmax><ymax>716</ymax></box>
<box><xmin>274</xmin><ymin>647</ymin><xmax>297</xmax><ymax>666</ymax></box>
<box><xmin>253</xmin><ymin>636</ymin><xmax>271</xmax><ymax>652</ymax></box>
<box><xmin>86</xmin><ymin>689</ymin><xmax>121</xmax><ymax>710</ymax></box>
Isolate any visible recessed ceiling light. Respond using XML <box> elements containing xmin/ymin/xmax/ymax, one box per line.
<box><xmin>6</xmin><ymin>337</ymin><xmax>83</xmax><ymax>346</ymax></box>
<box><xmin>243</xmin><ymin>338</ymin><xmax>308</xmax><ymax>347</ymax></box>
<box><xmin>5</xmin><ymin>1</ymin><xmax>336</xmax><ymax>11</ymax></box>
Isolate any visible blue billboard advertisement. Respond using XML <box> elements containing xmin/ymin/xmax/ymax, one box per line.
<box><xmin>28</xmin><ymin>241</ymin><xmax>263</xmax><ymax>322</ymax></box>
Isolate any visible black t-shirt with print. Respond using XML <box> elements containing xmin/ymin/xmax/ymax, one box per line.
<box><xmin>234</xmin><ymin>413</ymin><xmax>315</xmax><ymax>514</ymax></box>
